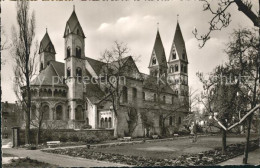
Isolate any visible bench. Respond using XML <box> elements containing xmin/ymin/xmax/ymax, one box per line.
<box><xmin>123</xmin><ymin>137</ymin><xmax>132</xmax><ymax>141</ymax></box>
<box><xmin>47</xmin><ymin>141</ymin><xmax>60</xmax><ymax>148</ymax></box>
<box><xmin>173</xmin><ymin>134</ymin><xmax>179</xmax><ymax>137</ymax></box>
<box><xmin>152</xmin><ymin>135</ymin><xmax>159</xmax><ymax>139</ymax></box>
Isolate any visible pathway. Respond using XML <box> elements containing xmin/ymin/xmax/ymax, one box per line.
<box><xmin>219</xmin><ymin>148</ymin><xmax>260</xmax><ymax>165</ymax></box>
<box><xmin>2</xmin><ymin>148</ymin><xmax>129</xmax><ymax>167</ymax></box>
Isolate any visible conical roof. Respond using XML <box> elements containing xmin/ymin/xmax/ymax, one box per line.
<box><xmin>39</xmin><ymin>31</ymin><xmax>56</xmax><ymax>54</ymax></box>
<box><xmin>169</xmin><ymin>22</ymin><xmax>187</xmax><ymax>62</ymax></box>
<box><xmin>63</xmin><ymin>10</ymin><xmax>85</xmax><ymax>38</ymax></box>
<box><xmin>149</xmin><ymin>30</ymin><xmax>167</xmax><ymax>68</ymax></box>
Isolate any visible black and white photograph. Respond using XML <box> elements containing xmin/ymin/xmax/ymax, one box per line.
<box><xmin>1</xmin><ymin>0</ymin><xmax>260</xmax><ymax>167</ymax></box>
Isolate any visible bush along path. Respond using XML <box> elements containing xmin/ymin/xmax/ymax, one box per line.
<box><xmin>43</xmin><ymin>139</ymin><xmax>259</xmax><ymax>166</ymax></box>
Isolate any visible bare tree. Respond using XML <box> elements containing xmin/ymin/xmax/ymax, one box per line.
<box><xmin>1</xmin><ymin>27</ymin><xmax>11</xmax><ymax>65</ymax></box>
<box><xmin>99</xmin><ymin>41</ymin><xmax>140</xmax><ymax>138</ymax></box>
<box><xmin>197</xmin><ymin>28</ymin><xmax>260</xmax><ymax>159</ymax></box>
<box><xmin>193</xmin><ymin>0</ymin><xmax>259</xmax><ymax>48</ymax></box>
<box><xmin>11</xmin><ymin>1</ymin><xmax>38</xmax><ymax>144</ymax></box>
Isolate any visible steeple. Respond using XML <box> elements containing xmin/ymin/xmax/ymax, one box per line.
<box><xmin>168</xmin><ymin>21</ymin><xmax>187</xmax><ymax>62</ymax></box>
<box><xmin>39</xmin><ymin>30</ymin><xmax>56</xmax><ymax>71</ymax></box>
<box><xmin>167</xmin><ymin>20</ymin><xmax>189</xmax><ymax>101</ymax></box>
<box><xmin>148</xmin><ymin>29</ymin><xmax>167</xmax><ymax>76</ymax></box>
<box><xmin>63</xmin><ymin>7</ymin><xmax>85</xmax><ymax>38</ymax></box>
<box><xmin>39</xmin><ymin>31</ymin><xmax>56</xmax><ymax>54</ymax></box>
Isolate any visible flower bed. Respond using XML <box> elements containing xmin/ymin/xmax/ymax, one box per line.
<box><xmin>2</xmin><ymin>157</ymin><xmax>56</xmax><ymax>167</ymax></box>
<box><xmin>43</xmin><ymin>139</ymin><xmax>259</xmax><ymax>166</ymax></box>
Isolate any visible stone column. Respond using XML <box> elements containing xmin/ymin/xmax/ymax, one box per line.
<box><xmin>93</xmin><ymin>105</ymin><xmax>98</xmax><ymax>129</ymax></box>
<box><xmin>12</xmin><ymin>127</ymin><xmax>20</xmax><ymax>148</ymax></box>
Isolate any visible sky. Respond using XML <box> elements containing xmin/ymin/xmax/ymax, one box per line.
<box><xmin>1</xmin><ymin>0</ymin><xmax>258</xmax><ymax>103</ymax></box>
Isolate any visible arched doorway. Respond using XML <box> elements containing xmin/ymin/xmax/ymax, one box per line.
<box><xmin>100</xmin><ymin>118</ymin><xmax>104</xmax><ymax>128</ymax></box>
<box><xmin>56</xmin><ymin>105</ymin><xmax>63</xmax><ymax>120</ymax></box>
<box><xmin>75</xmin><ymin>105</ymin><xmax>83</xmax><ymax>120</ymax></box>
<box><xmin>42</xmin><ymin>105</ymin><xmax>50</xmax><ymax>120</ymax></box>
<box><xmin>108</xmin><ymin>117</ymin><xmax>112</xmax><ymax>128</ymax></box>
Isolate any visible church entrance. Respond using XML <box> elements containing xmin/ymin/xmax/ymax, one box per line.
<box><xmin>75</xmin><ymin>105</ymin><xmax>84</xmax><ymax>120</ymax></box>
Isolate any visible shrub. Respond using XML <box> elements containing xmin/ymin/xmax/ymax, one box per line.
<box><xmin>59</xmin><ymin>134</ymin><xmax>68</xmax><ymax>142</ymax></box>
<box><xmin>84</xmin><ymin>136</ymin><xmax>101</xmax><ymax>144</ymax></box>
<box><xmin>81</xmin><ymin>124</ymin><xmax>92</xmax><ymax>130</ymax></box>
<box><xmin>68</xmin><ymin>134</ymin><xmax>79</xmax><ymax>142</ymax></box>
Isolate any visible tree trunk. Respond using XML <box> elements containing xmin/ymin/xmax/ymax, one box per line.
<box><xmin>221</xmin><ymin>128</ymin><xmax>227</xmax><ymax>154</ymax></box>
<box><xmin>114</xmin><ymin>116</ymin><xmax>118</xmax><ymax>138</ymax></box>
<box><xmin>25</xmin><ymin>111</ymin><xmax>31</xmax><ymax>144</ymax></box>
<box><xmin>36</xmin><ymin>128</ymin><xmax>40</xmax><ymax>146</ymax></box>
<box><xmin>194</xmin><ymin>123</ymin><xmax>197</xmax><ymax>142</ymax></box>
<box><xmin>161</xmin><ymin>119</ymin><xmax>166</xmax><ymax>137</ymax></box>
<box><xmin>243</xmin><ymin>114</ymin><xmax>253</xmax><ymax>164</ymax></box>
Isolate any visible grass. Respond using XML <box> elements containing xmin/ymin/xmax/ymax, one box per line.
<box><xmin>88</xmin><ymin>134</ymin><xmax>257</xmax><ymax>159</ymax></box>
<box><xmin>43</xmin><ymin>134</ymin><xmax>259</xmax><ymax>166</ymax></box>
<box><xmin>2</xmin><ymin>157</ymin><xmax>56</xmax><ymax>168</ymax></box>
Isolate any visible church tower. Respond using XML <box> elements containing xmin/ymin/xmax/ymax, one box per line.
<box><xmin>148</xmin><ymin>29</ymin><xmax>167</xmax><ymax>77</ymax></box>
<box><xmin>39</xmin><ymin>30</ymin><xmax>56</xmax><ymax>72</ymax></box>
<box><xmin>168</xmin><ymin>21</ymin><xmax>189</xmax><ymax>101</ymax></box>
<box><xmin>64</xmin><ymin>7</ymin><xmax>86</xmax><ymax>123</ymax></box>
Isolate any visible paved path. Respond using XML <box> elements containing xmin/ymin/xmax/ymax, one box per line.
<box><xmin>219</xmin><ymin>148</ymin><xmax>260</xmax><ymax>165</ymax></box>
<box><xmin>2</xmin><ymin>148</ymin><xmax>129</xmax><ymax>167</ymax></box>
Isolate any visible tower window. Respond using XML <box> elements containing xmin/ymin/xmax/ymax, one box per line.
<box><xmin>172</xmin><ymin>50</ymin><xmax>176</xmax><ymax>59</ymax></box>
<box><xmin>152</xmin><ymin>57</ymin><xmax>156</xmax><ymax>65</ymax></box>
<box><xmin>175</xmin><ymin>65</ymin><xmax>178</xmax><ymax>72</ymax></box>
<box><xmin>77</xmin><ymin>29</ymin><xmax>80</xmax><ymax>35</ymax></box>
<box><xmin>181</xmin><ymin>64</ymin><xmax>184</xmax><ymax>72</ymax></box>
<box><xmin>76</xmin><ymin>46</ymin><xmax>81</xmax><ymax>58</ymax></box>
<box><xmin>67</xmin><ymin>67</ymin><xmax>71</xmax><ymax>77</ymax></box>
<box><xmin>170</xmin><ymin>65</ymin><xmax>174</xmax><ymax>73</ymax></box>
<box><xmin>184</xmin><ymin>65</ymin><xmax>187</xmax><ymax>73</ymax></box>
<box><xmin>76</xmin><ymin>67</ymin><xmax>82</xmax><ymax>81</ymax></box>
<box><xmin>142</xmin><ymin>92</ymin><xmax>145</xmax><ymax>101</ymax></box>
<box><xmin>67</xmin><ymin>47</ymin><xmax>71</xmax><ymax>57</ymax></box>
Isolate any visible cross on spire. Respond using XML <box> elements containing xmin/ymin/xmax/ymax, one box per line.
<box><xmin>177</xmin><ymin>14</ymin><xmax>179</xmax><ymax>22</ymax></box>
<box><xmin>73</xmin><ymin>5</ymin><xmax>75</xmax><ymax>11</ymax></box>
<box><xmin>157</xmin><ymin>22</ymin><xmax>159</xmax><ymax>31</ymax></box>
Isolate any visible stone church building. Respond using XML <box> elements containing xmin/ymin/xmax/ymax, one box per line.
<box><xmin>29</xmin><ymin>8</ymin><xmax>189</xmax><ymax>137</ymax></box>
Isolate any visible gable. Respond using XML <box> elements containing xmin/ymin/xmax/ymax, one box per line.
<box><xmin>149</xmin><ymin>50</ymin><xmax>158</xmax><ymax>67</ymax></box>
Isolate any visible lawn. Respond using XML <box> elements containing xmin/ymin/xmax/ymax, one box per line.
<box><xmin>89</xmin><ymin>135</ymin><xmax>255</xmax><ymax>159</ymax></box>
<box><xmin>43</xmin><ymin>134</ymin><xmax>259</xmax><ymax>166</ymax></box>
